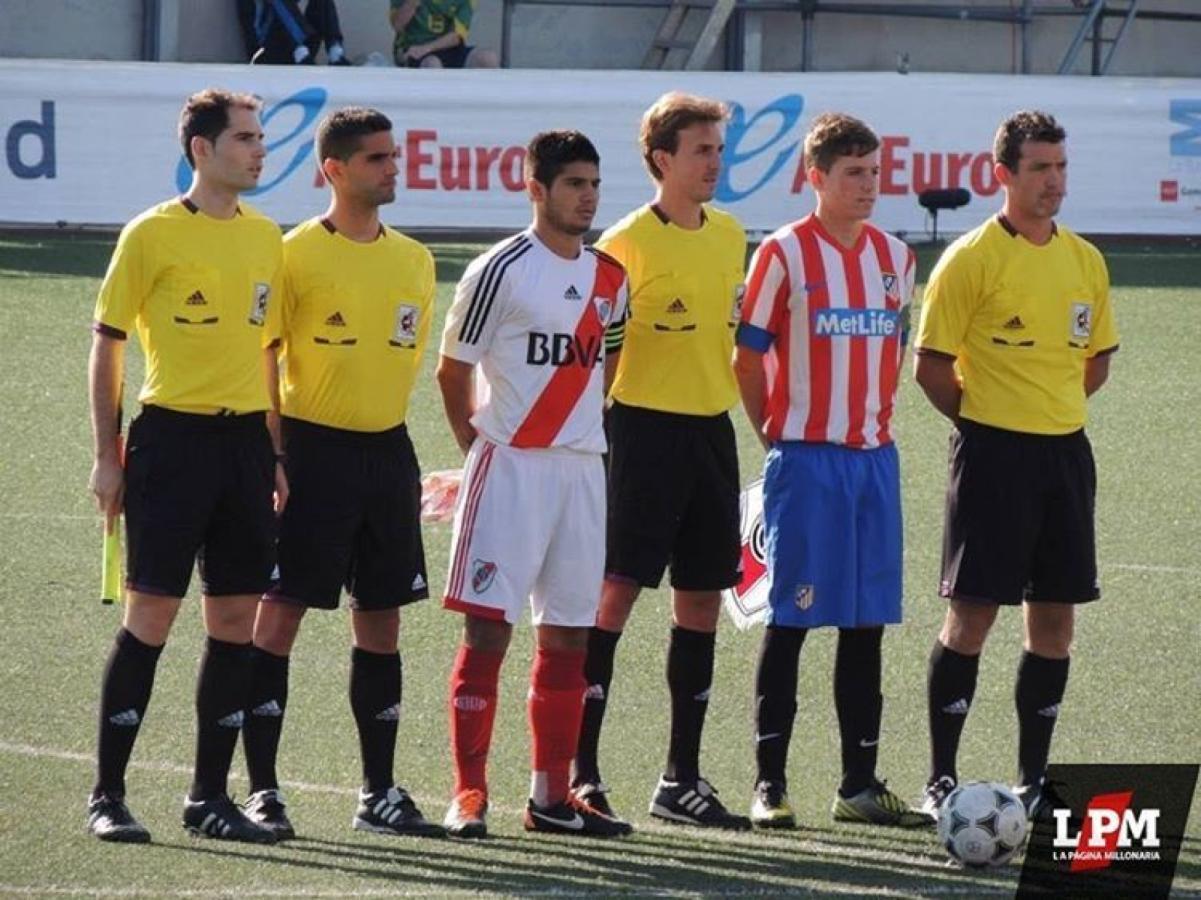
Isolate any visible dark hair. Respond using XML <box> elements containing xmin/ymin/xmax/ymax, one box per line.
<box><xmin>315</xmin><ymin>107</ymin><xmax>394</xmax><ymax>162</ymax></box>
<box><xmin>803</xmin><ymin>112</ymin><xmax>879</xmax><ymax>172</ymax></box>
<box><xmin>524</xmin><ymin>130</ymin><xmax>600</xmax><ymax>187</ymax></box>
<box><xmin>994</xmin><ymin>110</ymin><xmax>1066</xmax><ymax>173</ymax></box>
<box><xmin>178</xmin><ymin>88</ymin><xmax>261</xmax><ymax>168</ymax></box>
<box><xmin>639</xmin><ymin>92</ymin><xmax>728</xmax><ymax>180</ymax></box>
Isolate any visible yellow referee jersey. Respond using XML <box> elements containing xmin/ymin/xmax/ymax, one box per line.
<box><xmin>916</xmin><ymin>215</ymin><xmax>1119</xmax><ymax>435</ymax></box>
<box><xmin>598</xmin><ymin>204</ymin><xmax>746</xmax><ymax>416</ymax></box>
<box><xmin>93</xmin><ymin>198</ymin><xmax>283</xmax><ymax>415</ymax></box>
<box><xmin>278</xmin><ymin>218</ymin><xmax>435</xmax><ymax>432</ymax></box>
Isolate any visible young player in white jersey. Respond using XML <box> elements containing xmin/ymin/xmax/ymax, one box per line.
<box><xmin>436</xmin><ymin>130</ymin><xmax>630</xmax><ymax>839</ymax></box>
<box><xmin>734</xmin><ymin>113</ymin><xmax>928</xmax><ymax>830</ymax></box>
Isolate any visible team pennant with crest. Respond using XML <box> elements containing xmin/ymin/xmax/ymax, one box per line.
<box><xmin>721</xmin><ymin>479</ymin><xmax>771</xmax><ymax>630</ymax></box>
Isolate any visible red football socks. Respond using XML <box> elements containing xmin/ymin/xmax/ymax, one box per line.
<box><xmin>528</xmin><ymin>645</ymin><xmax>587</xmax><ymax>807</ymax></box>
<box><xmin>449</xmin><ymin>644</ymin><xmax>504</xmax><ymax>795</ymax></box>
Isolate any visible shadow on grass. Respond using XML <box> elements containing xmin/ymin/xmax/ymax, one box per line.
<box><xmin>149</xmin><ymin>824</ymin><xmax>1018</xmax><ymax>897</ymax></box>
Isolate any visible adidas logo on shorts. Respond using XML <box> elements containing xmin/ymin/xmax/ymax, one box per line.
<box><xmin>941</xmin><ymin>698</ymin><xmax>970</xmax><ymax>715</ymax></box>
<box><xmin>252</xmin><ymin>700</ymin><xmax>283</xmax><ymax>717</ymax></box>
<box><xmin>1038</xmin><ymin>703</ymin><xmax>1061</xmax><ymax>718</ymax></box>
<box><xmin>584</xmin><ymin>684</ymin><xmax>605</xmax><ymax>701</ymax></box>
<box><xmin>217</xmin><ymin>711</ymin><xmax>245</xmax><ymax>728</ymax></box>
<box><xmin>411</xmin><ymin>573</ymin><xmax>426</xmax><ymax>591</ymax></box>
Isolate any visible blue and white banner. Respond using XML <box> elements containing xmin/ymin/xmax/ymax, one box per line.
<box><xmin>2</xmin><ymin>59</ymin><xmax>1199</xmax><ymax>234</ymax></box>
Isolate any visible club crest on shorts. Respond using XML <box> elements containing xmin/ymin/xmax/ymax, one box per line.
<box><xmin>472</xmin><ymin>559</ymin><xmax>497</xmax><ymax>594</ymax></box>
<box><xmin>248</xmin><ymin>282</ymin><xmax>270</xmax><ymax>326</ymax></box>
<box><xmin>595</xmin><ymin>296</ymin><xmax>612</xmax><ymax>325</ymax></box>
<box><xmin>390</xmin><ymin>303</ymin><xmax>420</xmax><ymax>348</ymax></box>
<box><xmin>795</xmin><ymin>584</ymin><xmax>815</xmax><ymax>610</ymax></box>
<box><xmin>1071</xmin><ymin>302</ymin><xmax>1092</xmax><ymax>338</ymax></box>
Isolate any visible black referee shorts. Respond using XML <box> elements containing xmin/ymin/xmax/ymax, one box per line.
<box><xmin>605</xmin><ymin>401</ymin><xmax>741</xmax><ymax>591</ymax></box>
<box><xmin>123</xmin><ymin>405</ymin><xmax>276</xmax><ymax>598</ymax></box>
<box><xmin>939</xmin><ymin>418</ymin><xmax>1099</xmax><ymax>606</ymax></box>
<box><xmin>267</xmin><ymin>417</ymin><xmax>429</xmax><ymax>611</ymax></box>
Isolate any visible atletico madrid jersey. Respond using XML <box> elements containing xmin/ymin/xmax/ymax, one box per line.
<box><xmin>440</xmin><ymin>229</ymin><xmax>629</xmax><ymax>454</ymax></box>
<box><xmin>736</xmin><ymin>215</ymin><xmax>915</xmax><ymax>448</ymax></box>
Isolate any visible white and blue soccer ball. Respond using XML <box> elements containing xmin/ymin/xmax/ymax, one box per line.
<box><xmin>937</xmin><ymin>781</ymin><xmax>1029</xmax><ymax>868</ymax></box>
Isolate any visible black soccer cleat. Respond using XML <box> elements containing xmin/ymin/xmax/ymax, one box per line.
<box><xmin>183</xmin><ymin>793</ymin><xmax>277</xmax><ymax>844</ymax></box>
<box><xmin>1013</xmin><ymin>776</ymin><xmax>1070</xmax><ymax>822</ymax></box>
<box><xmin>920</xmin><ymin>774</ymin><xmax>957</xmax><ymax>820</ymax></box>
<box><xmin>524</xmin><ymin>795</ymin><xmax>633</xmax><ymax>837</ymax></box>
<box><xmin>87</xmin><ymin>792</ymin><xmax>151</xmax><ymax>843</ymax></box>
<box><xmin>649</xmin><ymin>776</ymin><xmax>752</xmax><ymax>831</ymax></box>
<box><xmin>354</xmin><ymin>786</ymin><xmax>445</xmax><ymax>838</ymax></box>
<box><xmin>242</xmin><ymin>788</ymin><xmax>296</xmax><ymax>841</ymax></box>
<box><xmin>570</xmin><ymin>781</ymin><xmax>631</xmax><ymax>831</ymax></box>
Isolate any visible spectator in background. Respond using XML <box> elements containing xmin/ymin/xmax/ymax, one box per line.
<box><xmin>389</xmin><ymin>0</ymin><xmax>499</xmax><ymax>68</ymax></box>
<box><xmin>237</xmin><ymin>0</ymin><xmax>352</xmax><ymax>65</ymax></box>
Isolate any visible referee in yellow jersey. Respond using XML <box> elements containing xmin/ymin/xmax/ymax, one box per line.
<box><xmin>913</xmin><ymin>111</ymin><xmax>1119</xmax><ymax>820</ymax></box>
<box><xmin>573</xmin><ymin>92</ymin><xmax>750</xmax><ymax>830</ymax></box>
<box><xmin>238</xmin><ymin>108</ymin><xmax>442</xmax><ymax>840</ymax></box>
<box><xmin>87</xmin><ymin>89</ymin><xmax>285</xmax><ymax>844</ymax></box>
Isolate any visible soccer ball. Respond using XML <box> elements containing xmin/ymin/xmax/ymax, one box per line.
<box><xmin>937</xmin><ymin>781</ymin><xmax>1029</xmax><ymax>868</ymax></box>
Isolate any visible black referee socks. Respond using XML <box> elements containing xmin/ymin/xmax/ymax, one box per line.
<box><xmin>94</xmin><ymin>628</ymin><xmax>164</xmax><ymax>799</ymax></box>
<box><xmin>574</xmin><ymin>627</ymin><xmax>622</xmax><ymax>787</ymax></box>
<box><xmin>243</xmin><ymin>646</ymin><xmax>290</xmax><ymax>794</ymax></box>
<box><xmin>350</xmin><ymin>647</ymin><xmax>402</xmax><ymax>794</ymax></box>
<box><xmin>664</xmin><ymin>626</ymin><xmax>716</xmax><ymax>783</ymax></box>
<box><xmin>190</xmin><ymin>637</ymin><xmax>253</xmax><ymax>801</ymax></box>
<box><xmin>927</xmin><ymin>640</ymin><xmax>980</xmax><ymax>784</ymax></box>
<box><xmin>1015</xmin><ymin>650</ymin><xmax>1070</xmax><ymax>787</ymax></box>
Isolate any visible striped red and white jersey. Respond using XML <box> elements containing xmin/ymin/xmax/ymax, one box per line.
<box><xmin>737</xmin><ymin>215</ymin><xmax>916</xmax><ymax>448</ymax></box>
<box><xmin>440</xmin><ymin>229</ymin><xmax>628</xmax><ymax>454</ymax></box>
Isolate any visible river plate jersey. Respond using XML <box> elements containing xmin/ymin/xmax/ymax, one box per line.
<box><xmin>440</xmin><ymin>230</ymin><xmax>629</xmax><ymax>453</ymax></box>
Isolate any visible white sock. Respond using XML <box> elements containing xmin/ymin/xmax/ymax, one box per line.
<box><xmin>328</xmin><ymin>43</ymin><xmax>344</xmax><ymax>62</ymax></box>
<box><xmin>293</xmin><ymin>44</ymin><xmax>311</xmax><ymax>63</ymax></box>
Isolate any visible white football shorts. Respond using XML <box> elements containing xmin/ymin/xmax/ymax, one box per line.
<box><xmin>443</xmin><ymin>438</ymin><xmax>605</xmax><ymax>626</ymax></box>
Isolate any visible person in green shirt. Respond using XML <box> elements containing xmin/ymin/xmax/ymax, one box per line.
<box><xmin>389</xmin><ymin>0</ymin><xmax>499</xmax><ymax>68</ymax></box>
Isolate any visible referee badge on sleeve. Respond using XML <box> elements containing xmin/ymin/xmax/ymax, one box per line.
<box><xmin>248</xmin><ymin>282</ymin><xmax>270</xmax><ymax>326</ymax></box>
<box><xmin>390</xmin><ymin>304</ymin><xmax>419</xmax><ymax>348</ymax></box>
<box><xmin>1071</xmin><ymin>302</ymin><xmax>1092</xmax><ymax>338</ymax></box>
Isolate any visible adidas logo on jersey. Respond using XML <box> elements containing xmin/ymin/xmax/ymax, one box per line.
<box><xmin>108</xmin><ymin>708</ymin><xmax>140</xmax><ymax>727</ymax></box>
<box><xmin>252</xmin><ymin>700</ymin><xmax>283</xmax><ymax>718</ymax></box>
<box><xmin>325</xmin><ymin>311</ymin><xmax>347</xmax><ymax>327</ymax></box>
<box><xmin>1004</xmin><ymin>315</ymin><xmax>1026</xmax><ymax>330</ymax></box>
<box><xmin>375</xmin><ymin>703</ymin><xmax>401</xmax><ymax>722</ymax></box>
<box><xmin>563</xmin><ymin>285</ymin><xmax>582</xmax><ymax>301</ymax></box>
<box><xmin>666</xmin><ymin>297</ymin><xmax>688</xmax><ymax>314</ymax></box>
<box><xmin>185</xmin><ymin>290</ymin><xmax>207</xmax><ymax>306</ymax></box>
<box><xmin>941</xmin><ymin>698</ymin><xmax>970</xmax><ymax>715</ymax></box>
<box><xmin>217</xmin><ymin>710</ymin><xmax>245</xmax><ymax>728</ymax></box>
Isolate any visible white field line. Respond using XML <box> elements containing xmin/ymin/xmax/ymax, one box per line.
<box><xmin>1</xmin><ymin>740</ymin><xmax>989</xmax><ymax>885</ymax></box>
<box><xmin>0</xmin><ymin>888</ymin><xmax>1017</xmax><ymax>899</ymax></box>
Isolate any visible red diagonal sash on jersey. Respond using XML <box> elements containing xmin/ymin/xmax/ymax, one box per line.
<box><xmin>510</xmin><ymin>262</ymin><xmax>623</xmax><ymax>448</ymax></box>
